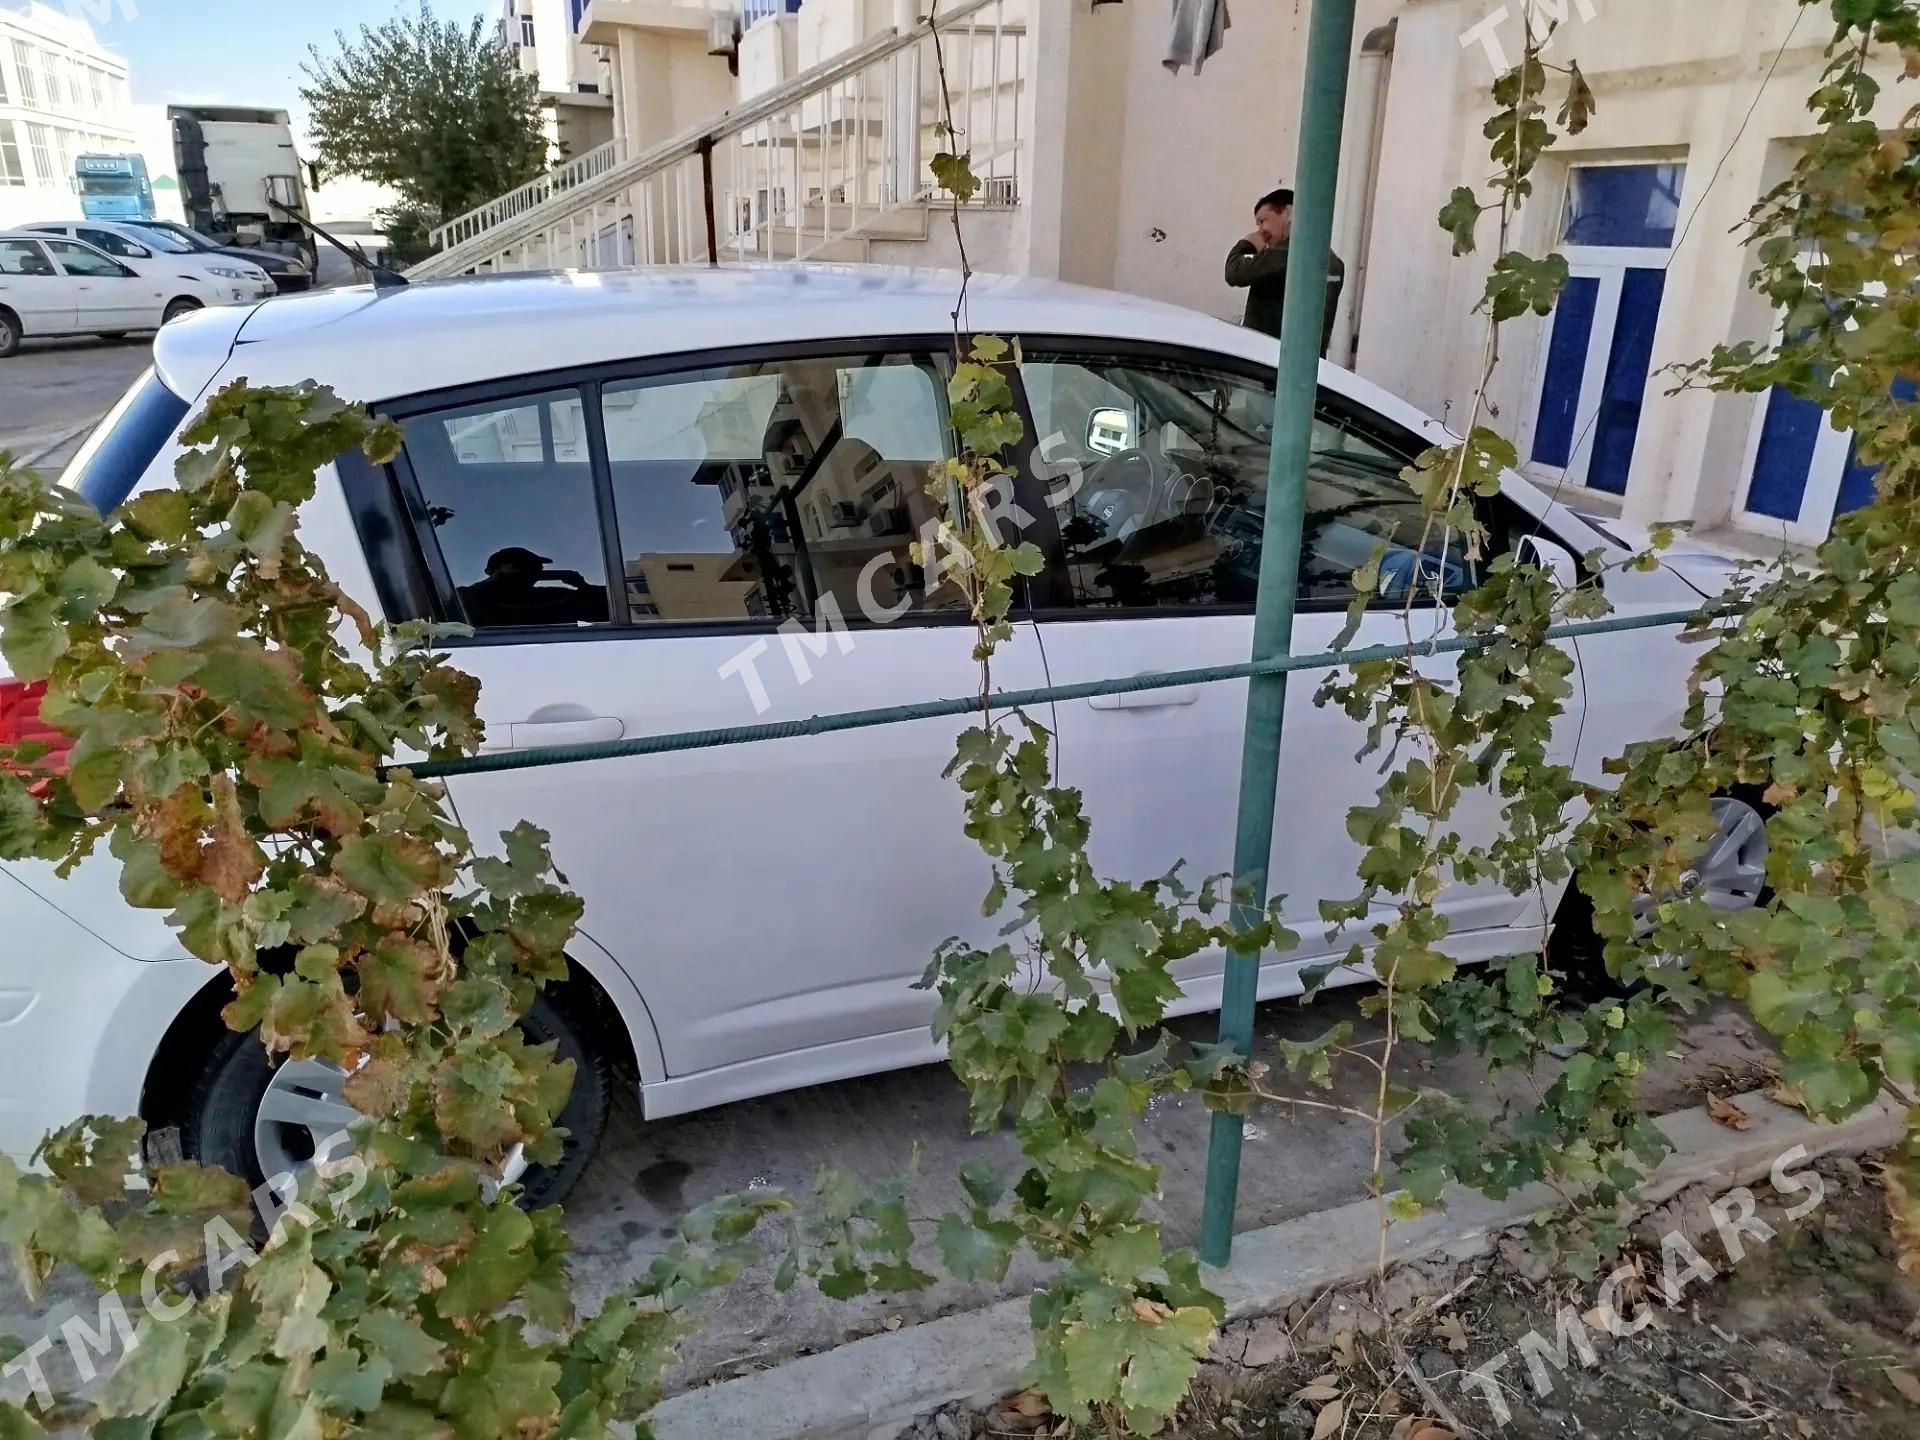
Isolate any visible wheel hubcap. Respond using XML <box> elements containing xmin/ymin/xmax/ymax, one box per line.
<box><xmin>1692</xmin><ymin>797</ymin><xmax>1769</xmax><ymax>910</ymax></box>
<box><xmin>1631</xmin><ymin>796</ymin><xmax>1768</xmax><ymax>935</ymax></box>
<box><xmin>253</xmin><ymin>1059</ymin><xmax>359</xmax><ymax>1183</ymax></box>
<box><xmin>252</xmin><ymin>1057</ymin><xmax>532</xmax><ymax>1191</ymax></box>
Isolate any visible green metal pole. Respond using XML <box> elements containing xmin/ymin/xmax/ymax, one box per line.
<box><xmin>1199</xmin><ymin>0</ymin><xmax>1359</xmax><ymax>1269</ymax></box>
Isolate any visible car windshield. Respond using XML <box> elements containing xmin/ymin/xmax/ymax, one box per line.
<box><xmin>138</xmin><ymin>223</ymin><xmax>214</xmax><ymax>253</ymax></box>
<box><xmin>123</xmin><ymin>226</ymin><xmax>193</xmax><ymax>254</ymax></box>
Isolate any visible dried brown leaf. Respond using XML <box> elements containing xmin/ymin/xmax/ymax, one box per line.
<box><xmin>1706</xmin><ymin>1092</ymin><xmax>1751</xmax><ymax>1131</ymax></box>
<box><xmin>1432</xmin><ymin>1314</ymin><xmax>1469</xmax><ymax>1354</ymax></box>
<box><xmin>1311</xmin><ymin>1397</ymin><xmax>1345</xmax><ymax>1440</ymax></box>
<box><xmin>1885</xmin><ymin>1368</ymin><xmax>1920</xmax><ymax>1404</ymax></box>
<box><xmin>1765</xmin><ymin>1079</ymin><xmax>1808</xmax><ymax>1113</ymax></box>
<box><xmin>1008</xmin><ymin>1390</ymin><xmax>1049</xmax><ymax>1419</ymax></box>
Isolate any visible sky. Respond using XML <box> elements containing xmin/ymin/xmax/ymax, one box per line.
<box><xmin>7</xmin><ymin>0</ymin><xmax>475</xmax><ymax>127</ymax></box>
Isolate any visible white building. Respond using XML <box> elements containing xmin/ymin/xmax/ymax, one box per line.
<box><xmin>415</xmin><ymin>1</ymin><xmax>1903</xmax><ymax>547</ymax></box>
<box><xmin>502</xmin><ymin>0</ymin><xmax>617</xmax><ymax>163</ymax></box>
<box><xmin>0</xmin><ymin>1</ymin><xmax>134</xmax><ymax>227</ymax></box>
<box><xmin>1359</xmin><ymin>0</ymin><xmax>1913</xmax><ymax>549</ymax></box>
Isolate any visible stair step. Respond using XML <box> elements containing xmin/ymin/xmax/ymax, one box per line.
<box><xmin>750</xmin><ymin>230</ymin><xmax>873</xmax><ymax>262</ymax></box>
<box><xmin>794</xmin><ymin>201</ymin><xmax>931</xmax><ymax>241</ymax></box>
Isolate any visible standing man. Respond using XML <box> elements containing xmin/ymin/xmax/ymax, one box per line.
<box><xmin>1225</xmin><ymin>187</ymin><xmax>1346</xmax><ymax>357</ymax></box>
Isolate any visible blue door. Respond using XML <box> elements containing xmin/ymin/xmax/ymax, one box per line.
<box><xmin>1739</xmin><ymin>375</ymin><xmax>1917</xmax><ymax>542</ymax></box>
<box><xmin>1528</xmin><ymin>163</ymin><xmax>1686</xmax><ymax>496</ymax></box>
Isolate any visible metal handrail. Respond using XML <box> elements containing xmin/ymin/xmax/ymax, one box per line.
<box><xmin>407</xmin><ymin>0</ymin><xmax>1016</xmax><ymax>279</ymax></box>
<box><xmin>397</xmin><ymin>606</ymin><xmax>1719</xmax><ymax>781</ymax></box>
<box><xmin>428</xmin><ymin>137</ymin><xmax>626</xmax><ymax>251</ymax></box>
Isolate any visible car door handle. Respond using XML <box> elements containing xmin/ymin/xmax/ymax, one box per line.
<box><xmin>1088</xmin><ymin>677</ymin><xmax>1201</xmax><ymax>711</ymax></box>
<box><xmin>510</xmin><ymin>716</ymin><xmax>626</xmax><ymax>749</ymax></box>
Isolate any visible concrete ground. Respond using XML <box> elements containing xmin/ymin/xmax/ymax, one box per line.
<box><xmin>0</xmin><ymin>983</ymin><xmax>1778</xmax><ymax>1403</ymax></box>
<box><xmin>0</xmin><ymin>337</ymin><xmax>154</xmax><ymax>474</ymax></box>
<box><xmin>560</xmin><ymin>989</ymin><xmax>1778</xmax><ymax>1388</ymax></box>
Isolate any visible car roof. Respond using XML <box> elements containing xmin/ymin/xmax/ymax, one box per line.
<box><xmin>143</xmin><ymin>262</ymin><xmax>1618</xmax><ymax>562</ymax></box>
<box><xmin>158</xmin><ymin>264</ymin><xmax>1280</xmax><ymax>408</ymax></box>
<box><xmin>1</xmin><ymin>228</ymin><xmax>106</xmax><ymax>249</ymax></box>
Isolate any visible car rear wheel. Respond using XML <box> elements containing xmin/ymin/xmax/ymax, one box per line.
<box><xmin>0</xmin><ymin>309</ymin><xmax>20</xmax><ymax>358</ymax></box>
<box><xmin>180</xmin><ymin>990</ymin><xmax>612</xmax><ymax>1210</ymax></box>
<box><xmin>162</xmin><ymin>298</ymin><xmax>203</xmax><ymax>325</ymax></box>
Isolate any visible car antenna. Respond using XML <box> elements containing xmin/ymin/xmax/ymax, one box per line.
<box><xmin>267</xmin><ymin>198</ymin><xmax>409</xmax><ymax>290</ymax></box>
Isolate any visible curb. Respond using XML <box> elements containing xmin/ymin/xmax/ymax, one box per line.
<box><xmin>20</xmin><ymin>419</ymin><xmax>103</xmax><ymax>470</ymax></box>
<box><xmin>649</xmin><ymin>1088</ymin><xmax>1906</xmax><ymax>1440</ymax></box>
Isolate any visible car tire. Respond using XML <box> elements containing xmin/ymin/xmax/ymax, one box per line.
<box><xmin>180</xmin><ymin>989</ymin><xmax>612</xmax><ymax>1210</ymax></box>
<box><xmin>0</xmin><ymin>309</ymin><xmax>20</xmax><ymax>359</ymax></box>
<box><xmin>1549</xmin><ymin>783</ymin><xmax>1774</xmax><ymax>990</ymax></box>
<box><xmin>162</xmin><ymin>298</ymin><xmax>203</xmax><ymax>325</ymax></box>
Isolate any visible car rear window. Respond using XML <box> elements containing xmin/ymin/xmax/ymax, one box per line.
<box><xmin>58</xmin><ymin>368</ymin><xmax>191</xmax><ymax>515</ymax></box>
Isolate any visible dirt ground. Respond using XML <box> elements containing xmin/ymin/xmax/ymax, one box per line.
<box><xmin>923</xmin><ymin>1153</ymin><xmax>1919</xmax><ymax>1440</ymax></box>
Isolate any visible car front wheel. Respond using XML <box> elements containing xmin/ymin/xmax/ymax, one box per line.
<box><xmin>1549</xmin><ymin>786</ymin><xmax>1773</xmax><ymax>981</ymax></box>
<box><xmin>162</xmin><ymin>298</ymin><xmax>203</xmax><ymax>325</ymax></box>
<box><xmin>180</xmin><ymin>990</ymin><xmax>612</xmax><ymax>1210</ymax></box>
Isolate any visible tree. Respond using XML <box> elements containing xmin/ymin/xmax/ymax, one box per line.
<box><xmin>301</xmin><ymin>3</ymin><xmax>546</xmax><ymax>257</ymax></box>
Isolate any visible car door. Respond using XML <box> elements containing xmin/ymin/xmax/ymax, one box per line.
<box><xmin>43</xmin><ymin>239</ymin><xmax>160</xmax><ymax>331</ymax></box>
<box><xmin>377</xmin><ymin>342</ymin><xmax>1050</xmax><ymax>1081</ymax></box>
<box><xmin>1014</xmin><ymin>343</ymin><xmax>1584</xmax><ymax>1003</ymax></box>
<box><xmin>0</xmin><ymin>238</ymin><xmax>76</xmax><ymax>336</ymax></box>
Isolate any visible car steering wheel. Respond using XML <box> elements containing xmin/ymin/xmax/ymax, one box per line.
<box><xmin>1091</xmin><ymin>446</ymin><xmax>1159</xmax><ymax>501</ymax></box>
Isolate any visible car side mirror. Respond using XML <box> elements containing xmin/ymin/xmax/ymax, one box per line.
<box><xmin>125</xmin><ymin>244</ymin><xmax>150</xmax><ymax>259</ymax></box>
<box><xmin>1087</xmin><ymin>406</ymin><xmax>1133</xmax><ymax>456</ymax></box>
<box><xmin>1516</xmin><ymin>533</ymin><xmax>1580</xmax><ymax>589</ymax></box>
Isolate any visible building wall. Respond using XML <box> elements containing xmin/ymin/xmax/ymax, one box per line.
<box><xmin>1357</xmin><ymin>0</ymin><xmax>1909</xmax><ymax>535</ymax></box>
<box><xmin>1016</xmin><ymin>0</ymin><xmax>1397</xmax><ymax>325</ymax></box>
<box><xmin>601</xmin><ymin>11</ymin><xmax>735</xmax><ymax>155</ymax></box>
<box><xmin>0</xmin><ymin>2</ymin><xmax>135</xmax><ymax>227</ymax></box>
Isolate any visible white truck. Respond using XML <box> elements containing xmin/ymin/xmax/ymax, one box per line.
<box><xmin>168</xmin><ymin>105</ymin><xmax>318</xmax><ymax>271</ymax></box>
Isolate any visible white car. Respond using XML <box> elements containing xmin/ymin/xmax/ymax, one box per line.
<box><xmin>0</xmin><ymin>268</ymin><xmax>1761</xmax><ymax>1202</ymax></box>
<box><xmin>0</xmin><ymin>230</ymin><xmax>225</xmax><ymax>357</ymax></box>
<box><xmin>21</xmin><ymin>219</ymin><xmax>276</xmax><ymax>312</ymax></box>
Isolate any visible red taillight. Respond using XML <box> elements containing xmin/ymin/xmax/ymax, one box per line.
<box><xmin>0</xmin><ymin>679</ymin><xmax>73</xmax><ymax>774</ymax></box>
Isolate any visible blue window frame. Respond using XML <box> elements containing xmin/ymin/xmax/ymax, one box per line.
<box><xmin>1584</xmin><ymin>267</ymin><xmax>1667</xmax><ymax>495</ymax></box>
<box><xmin>1530</xmin><ymin>275</ymin><xmax>1599</xmax><ymax>468</ymax></box>
<box><xmin>1563</xmin><ymin>163</ymin><xmax>1684</xmax><ymax>248</ymax></box>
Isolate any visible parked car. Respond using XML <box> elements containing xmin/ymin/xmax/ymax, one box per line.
<box><xmin>0</xmin><ymin>230</ymin><xmax>236</xmax><ymax>357</ymax></box>
<box><xmin>18</xmin><ymin>220</ymin><xmax>276</xmax><ymax>312</ymax></box>
<box><xmin>0</xmin><ymin>267</ymin><xmax>1760</xmax><ymax>1203</ymax></box>
<box><xmin>127</xmin><ymin>219</ymin><xmax>314</xmax><ymax>294</ymax></box>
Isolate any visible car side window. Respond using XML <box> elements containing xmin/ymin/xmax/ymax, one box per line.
<box><xmin>1019</xmin><ymin>351</ymin><xmax>1483</xmax><ymax>612</ymax></box>
<box><xmin>45</xmin><ymin>241</ymin><xmax>132</xmax><ymax>280</ymax></box>
<box><xmin>0</xmin><ymin>240</ymin><xmax>55</xmax><ymax>277</ymax></box>
<box><xmin>600</xmin><ymin>351</ymin><xmax>956</xmax><ymax>623</ymax></box>
<box><xmin>399</xmin><ymin>389</ymin><xmax>613</xmax><ymax>630</ymax></box>
<box><xmin>388</xmin><ymin>351</ymin><xmax>962</xmax><ymax>635</ymax></box>
<box><xmin>77</xmin><ymin>226</ymin><xmax>136</xmax><ymax>257</ymax></box>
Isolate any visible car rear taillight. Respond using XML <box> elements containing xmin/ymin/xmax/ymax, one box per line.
<box><xmin>0</xmin><ymin>679</ymin><xmax>72</xmax><ymax>774</ymax></box>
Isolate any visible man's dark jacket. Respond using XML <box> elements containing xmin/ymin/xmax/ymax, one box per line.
<box><xmin>1225</xmin><ymin>239</ymin><xmax>1347</xmax><ymax>355</ymax></box>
